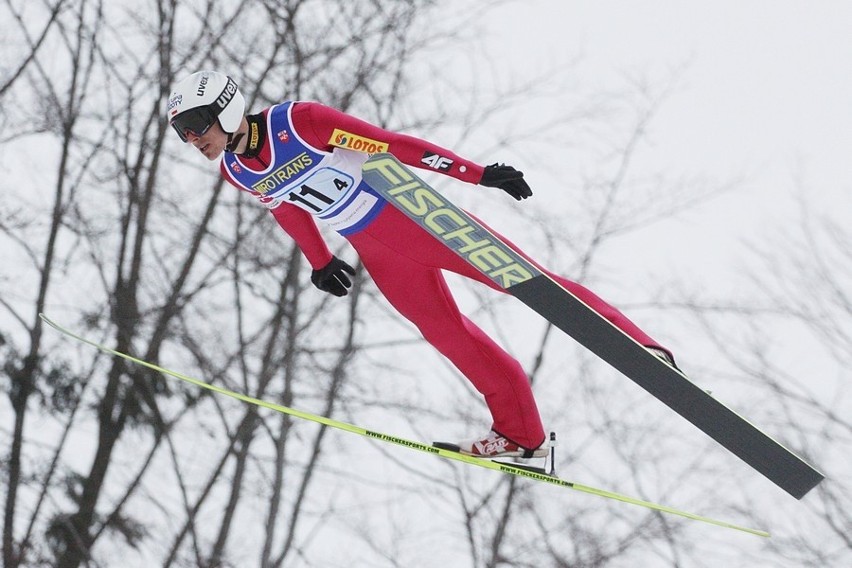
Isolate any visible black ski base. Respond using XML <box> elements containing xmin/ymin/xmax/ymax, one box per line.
<box><xmin>509</xmin><ymin>275</ymin><xmax>825</xmax><ymax>499</ymax></box>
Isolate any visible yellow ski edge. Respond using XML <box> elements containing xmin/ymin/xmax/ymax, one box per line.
<box><xmin>38</xmin><ymin>313</ymin><xmax>770</xmax><ymax>538</ymax></box>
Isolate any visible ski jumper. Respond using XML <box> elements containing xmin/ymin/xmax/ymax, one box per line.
<box><xmin>219</xmin><ymin>102</ymin><xmax>668</xmax><ymax>450</ymax></box>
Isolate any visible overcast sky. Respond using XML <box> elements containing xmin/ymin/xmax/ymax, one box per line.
<box><xmin>482</xmin><ymin>1</ymin><xmax>852</xmax><ymax>198</ymax></box>
<box><xmin>468</xmin><ymin>1</ymin><xmax>851</xmax><ymax>289</ymax></box>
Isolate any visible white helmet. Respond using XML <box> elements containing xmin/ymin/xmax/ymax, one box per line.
<box><xmin>167</xmin><ymin>71</ymin><xmax>245</xmax><ymax>142</ymax></box>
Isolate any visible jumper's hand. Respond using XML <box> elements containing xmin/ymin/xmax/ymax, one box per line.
<box><xmin>311</xmin><ymin>256</ymin><xmax>355</xmax><ymax>297</ymax></box>
<box><xmin>479</xmin><ymin>163</ymin><xmax>532</xmax><ymax>201</ymax></box>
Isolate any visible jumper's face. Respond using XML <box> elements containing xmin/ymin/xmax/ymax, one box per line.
<box><xmin>185</xmin><ymin>121</ymin><xmax>228</xmax><ymax>160</ymax></box>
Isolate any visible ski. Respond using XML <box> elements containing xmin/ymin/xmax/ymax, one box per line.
<box><xmin>40</xmin><ymin>313</ymin><xmax>768</xmax><ymax>537</ymax></box>
<box><xmin>361</xmin><ymin>153</ymin><xmax>824</xmax><ymax>500</ymax></box>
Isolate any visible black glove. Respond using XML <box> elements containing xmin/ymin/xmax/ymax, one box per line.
<box><xmin>311</xmin><ymin>256</ymin><xmax>356</xmax><ymax>297</ymax></box>
<box><xmin>479</xmin><ymin>163</ymin><xmax>532</xmax><ymax>200</ymax></box>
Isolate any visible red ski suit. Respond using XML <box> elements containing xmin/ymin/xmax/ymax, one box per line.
<box><xmin>219</xmin><ymin>102</ymin><xmax>667</xmax><ymax>450</ymax></box>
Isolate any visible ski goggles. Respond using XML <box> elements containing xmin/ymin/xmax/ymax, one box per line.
<box><xmin>169</xmin><ymin>77</ymin><xmax>238</xmax><ymax>142</ymax></box>
<box><xmin>170</xmin><ymin>104</ymin><xmax>219</xmax><ymax>143</ymax></box>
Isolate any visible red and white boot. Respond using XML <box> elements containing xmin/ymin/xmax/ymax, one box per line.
<box><xmin>457</xmin><ymin>430</ymin><xmax>549</xmax><ymax>459</ymax></box>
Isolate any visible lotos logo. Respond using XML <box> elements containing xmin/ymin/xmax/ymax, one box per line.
<box><xmin>328</xmin><ymin>128</ymin><xmax>388</xmax><ymax>154</ymax></box>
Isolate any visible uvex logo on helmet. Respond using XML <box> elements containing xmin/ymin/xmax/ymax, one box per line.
<box><xmin>216</xmin><ymin>79</ymin><xmax>238</xmax><ymax>110</ymax></box>
<box><xmin>197</xmin><ymin>74</ymin><xmax>208</xmax><ymax>96</ymax></box>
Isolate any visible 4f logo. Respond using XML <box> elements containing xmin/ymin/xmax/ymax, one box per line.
<box><xmin>421</xmin><ymin>152</ymin><xmax>453</xmax><ymax>171</ymax></box>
